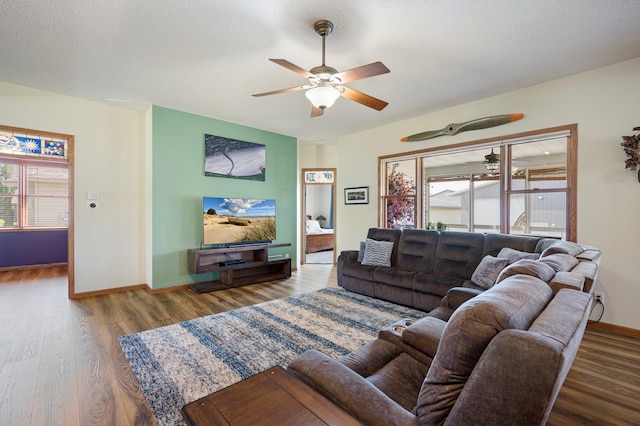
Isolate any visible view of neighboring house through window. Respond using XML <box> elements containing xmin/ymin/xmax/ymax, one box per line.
<box><xmin>0</xmin><ymin>128</ymin><xmax>69</xmax><ymax>229</ymax></box>
<box><xmin>380</xmin><ymin>125</ymin><xmax>577</xmax><ymax>241</ymax></box>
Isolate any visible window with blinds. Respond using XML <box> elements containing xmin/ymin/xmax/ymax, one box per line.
<box><xmin>0</xmin><ymin>159</ymin><xmax>69</xmax><ymax>229</ymax></box>
<box><xmin>0</xmin><ymin>121</ymin><xmax>71</xmax><ymax>232</ymax></box>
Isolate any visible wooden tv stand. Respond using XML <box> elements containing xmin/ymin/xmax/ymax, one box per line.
<box><xmin>187</xmin><ymin>243</ymin><xmax>291</xmax><ymax>294</ymax></box>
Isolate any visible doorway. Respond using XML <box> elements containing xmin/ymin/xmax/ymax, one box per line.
<box><xmin>301</xmin><ymin>168</ymin><xmax>337</xmax><ymax>265</ymax></box>
<box><xmin>0</xmin><ymin>125</ymin><xmax>74</xmax><ymax>297</ymax></box>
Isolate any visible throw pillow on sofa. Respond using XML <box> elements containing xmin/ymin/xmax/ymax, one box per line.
<box><xmin>470</xmin><ymin>255</ymin><xmax>509</xmax><ymax>289</ymax></box>
<box><xmin>361</xmin><ymin>238</ymin><xmax>394</xmax><ymax>267</ymax></box>
<box><xmin>497</xmin><ymin>247</ymin><xmax>539</xmax><ymax>264</ymax></box>
<box><xmin>357</xmin><ymin>241</ymin><xmax>366</xmax><ymax>262</ymax></box>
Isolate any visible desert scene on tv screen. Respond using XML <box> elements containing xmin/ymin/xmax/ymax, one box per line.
<box><xmin>203</xmin><ymin>198</ymin><xmax>276</xmax><ymax>245</ymax></box>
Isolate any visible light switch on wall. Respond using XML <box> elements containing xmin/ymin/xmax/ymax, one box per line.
<box><xmin>88</xmin><ymin>191</ymin><xmax>99</xmax><ymax>200</ymax></box>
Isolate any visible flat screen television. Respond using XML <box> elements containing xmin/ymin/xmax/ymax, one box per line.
<box><xmin>203</xmin><ymin>197</ymin><xmax>276</xmax><ymax>246</ymax></box>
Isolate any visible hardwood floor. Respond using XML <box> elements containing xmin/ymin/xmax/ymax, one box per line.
<box><xmin>0</xmin><ymin>266</ymin><xmax>638</xmax><ymax>425</ymax></box>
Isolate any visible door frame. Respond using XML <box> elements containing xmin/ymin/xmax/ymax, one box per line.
<box><xmin>301</xmin><ymin>168</ymin><xmax>337</xmax><ymax>265</ymax></box>
<box><xmin>0</xmin><ymin>124</ymin><xmax>74</xmax><ymax>297</ymax></box>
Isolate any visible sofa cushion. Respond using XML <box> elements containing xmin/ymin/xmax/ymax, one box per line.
<box><xmin>470</xmin><ymin>255</ymin><xmax>509</xmax><ymax>289</ymax></box>
<box><xmin>396</xmin><ymin>229</ymin><xmax>439</xmax><ymax>273</ymax></box>
<box><xmin>362</xmin><ymin>238</ymin><xmax>394</xmax><ymax>267</ymax></box>
<box><xmin>496</xmin><ymin>259</ymin><xmax>556</xmax><ymax>284</ymax></box>
<box><xmin>434</xmin><ymin>231</ymin><xmax>486</xmax><ymax>280</ymax></box>
<box><xmin>342</xmin><ymin>257</ymin><xmax>377</xmax><ymax>280</ymax></box>
<box><xmin>483</xmin><ymin>233</ymin><xmax>541</xmax><ymax>257</ymax></box>
<box><xmin>570</xmin><ymin>261</ymin><xmax>598</xmax><ymax>293</ymax></box>
<box><xmin>373</xmin><ymin>267</ymin><xmax>416</xmax><ymax>290</ymax></box>
<box><xmin>412</xmin><ymin>273</ymin><xmax>465</xmax><ymax>297</ymax></box>
<box><xmin>287</xmin><ymin>349</ymin><xmax>419</xmax><ymax>426</ymax></box>
<box><xmin>339</xmin><ymin>338</ymin><xmax>405</xmax><ymax>378</ymax></box>
<box><xmin>577</xmin><ymin>249</ymin><xmax>601</xmax><ymax>263</ymax></box>
<box><xmin>416</xmin><ymin>275</ymin><xmax>553</xmax><ymax>425</ymax></box>
<box><xmin>528</xmin><ymin>289</ymin><xmax>591</xmax><ymax>345</ymax></box>
<box><xmin>540</xmin><ymin>240</ymin><xmax>584</xmax><ymax>257</ymax></box>
<box><xmin>538</xmin><ymin>253</ymin><xmax>579</xmax><ymax>272</ymax></box>
<box><xmin>461</xmin><ymin>279</ymin><xmax>485</xmax><ymax>291</ymax></box>
<box><xmin>497</xmin><ymin>247</ymin><xmax>540</xmax><ymax>264</ymax></box>
<box><xmin>549</xmin><ymin>271</ymin><xmax>585</xmax><ymax>293</ymax></box>
<box><xmin>337</xmin><ymin>339</ymin><xmax>429</xmax><ymax>413</ymax></box>
<box><xmin>366</xmin><ymin>352</ymin><xmax>428</xmax><ymax>412</ymax></box>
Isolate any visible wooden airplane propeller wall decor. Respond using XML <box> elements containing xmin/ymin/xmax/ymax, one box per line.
<box><xmin>401</xmin><ymin>114</ymin><xmax>524</xmax><ymax>142</ymax></box>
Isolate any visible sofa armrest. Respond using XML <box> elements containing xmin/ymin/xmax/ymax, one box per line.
<box><xmin>344</xmin><ymin>250</ymin><xmax>360</xmax><ymax>259</ymax></box>
<box><xmin>287</xmin><ymin>350</ymin><xmax>419</xmax><ymax>426</ymax></box>
<box><xmin>402</xmin><ymin>317</ymin><xmax>447</xmax><ymax>358</ymax></box>
<box><xmin>337</xmin><ymin>250</ymin><xmax>361</xmax><ymax>288</ymax></box>
<box><xmin>549</xmin><ymin>271</ymin><xmax>585</xmax><ymax>293</ymax></box>
<box><xmin>461</xmin><ymin>279</ymin><xmax>485</xmax><ymax>292</ymax></box>
<box><xmin>339</xmin><ymin>250</ymin><xmax>359</xmax><ymax>262</ymax></box>
<box><xmin>443</xmin><ymin>287</ymin><xmax>483</xmax><ymax>310</ymax></box>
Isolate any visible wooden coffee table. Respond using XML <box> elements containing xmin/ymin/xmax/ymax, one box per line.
<box><xmin>181</xmin><ymin>365</ymin><xmax>363</xmax><ymax>425</ymax></box>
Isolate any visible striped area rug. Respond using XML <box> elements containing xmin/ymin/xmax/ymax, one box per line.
<box><xmin>119</xmin><ymin>287</ymin><xmax>426</xmax><ymax>426</ymax></box>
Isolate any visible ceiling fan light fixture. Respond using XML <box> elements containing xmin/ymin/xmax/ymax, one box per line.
<box><xmin>305</xmin><ymin>85</ymin><xmax>340</xmax><ymax>109</ymax></box>
<box><xmin>485</xmin><ymin>161</ymin><xmax>499</xmax><ymax>172</ymax></box>
<box><xmin>483</xmin><ymin>148</ymin><xmax>500</xmax><ymax>172</ymax></box>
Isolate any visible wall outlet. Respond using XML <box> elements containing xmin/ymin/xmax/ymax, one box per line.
<box><xmin>594</xmin><ymin>292</ymin><xmax>604</xmax><ymax>304</ymax></box>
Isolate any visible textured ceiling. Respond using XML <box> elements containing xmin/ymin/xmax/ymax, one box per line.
<box><xmin>1</xmin><ymin>1</ymin><xmax>639</xmax><ymax>144</ymax></box>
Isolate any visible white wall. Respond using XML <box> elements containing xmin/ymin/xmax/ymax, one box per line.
<box><xmin>337</xmin><ymin>58</ymin><xmax>640</xmax><ymax>330</ymax></box>
<box><xmin>0</xmin><ymin>82</ymin><xmax>147</xmax><ymax>293</ymax></box>
<box><xmin>298</xmin><ymin>143</ymin><xmax>338</xmax><ymax>169</ymax></box>
<box><xmin>306</xmin><ymin>185</ymin><xmax>332</xmax><ymax>223</ymax></box>
<box><xmin>299</xmin><ymin>143</ymin><xmax>336</xmax><ymax>223</ymax></box>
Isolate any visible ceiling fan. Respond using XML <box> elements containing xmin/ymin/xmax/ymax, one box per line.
<box><xmin>252</xmin><ymin>19</ymin><xmax>390</xmax><ymax>117</ymax></box>
<box><xmin>475</xmin><ymin>148</ymin><xmax>529</xmax><ymax>172</ymax></box>
<box><xmin>483</xmin><ymin>149</ymin><xmax>500</xmax><ymax>172</ymax></box>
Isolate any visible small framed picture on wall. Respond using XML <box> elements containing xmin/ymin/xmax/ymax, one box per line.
<box><xmin>344</xmin><ymin>186</ymin><xmax>369</xmax><ymax>204</ymax></box>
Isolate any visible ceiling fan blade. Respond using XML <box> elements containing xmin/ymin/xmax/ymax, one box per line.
<box><xmin>340</xmin><ymin>86</ymin><xmax>388</xmax><ymax>111</ymax></box>
<box><xmin>311</xmin><ymin>106</ymin><xmax>324</xmax><ymax>117</ymax></box>
<box><xmin>269</xmin><ymin>59</ymin><xmax>316</xmax><ymax>79</ymax></box>
<box><xmin>252</xmin><ymin>84</ymin><xmax>313</xmax><ymax>97</ymax></box>
<box><xmin>334</xmin><ymin>61</ymin><xmax>390</xmax><ymax>83</ymax></box>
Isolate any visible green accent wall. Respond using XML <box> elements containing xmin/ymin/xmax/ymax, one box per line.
<box><xmin>152</xmin><ymin>105</ymin><xmax>297</xmax><ymax>288</ymax></box>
